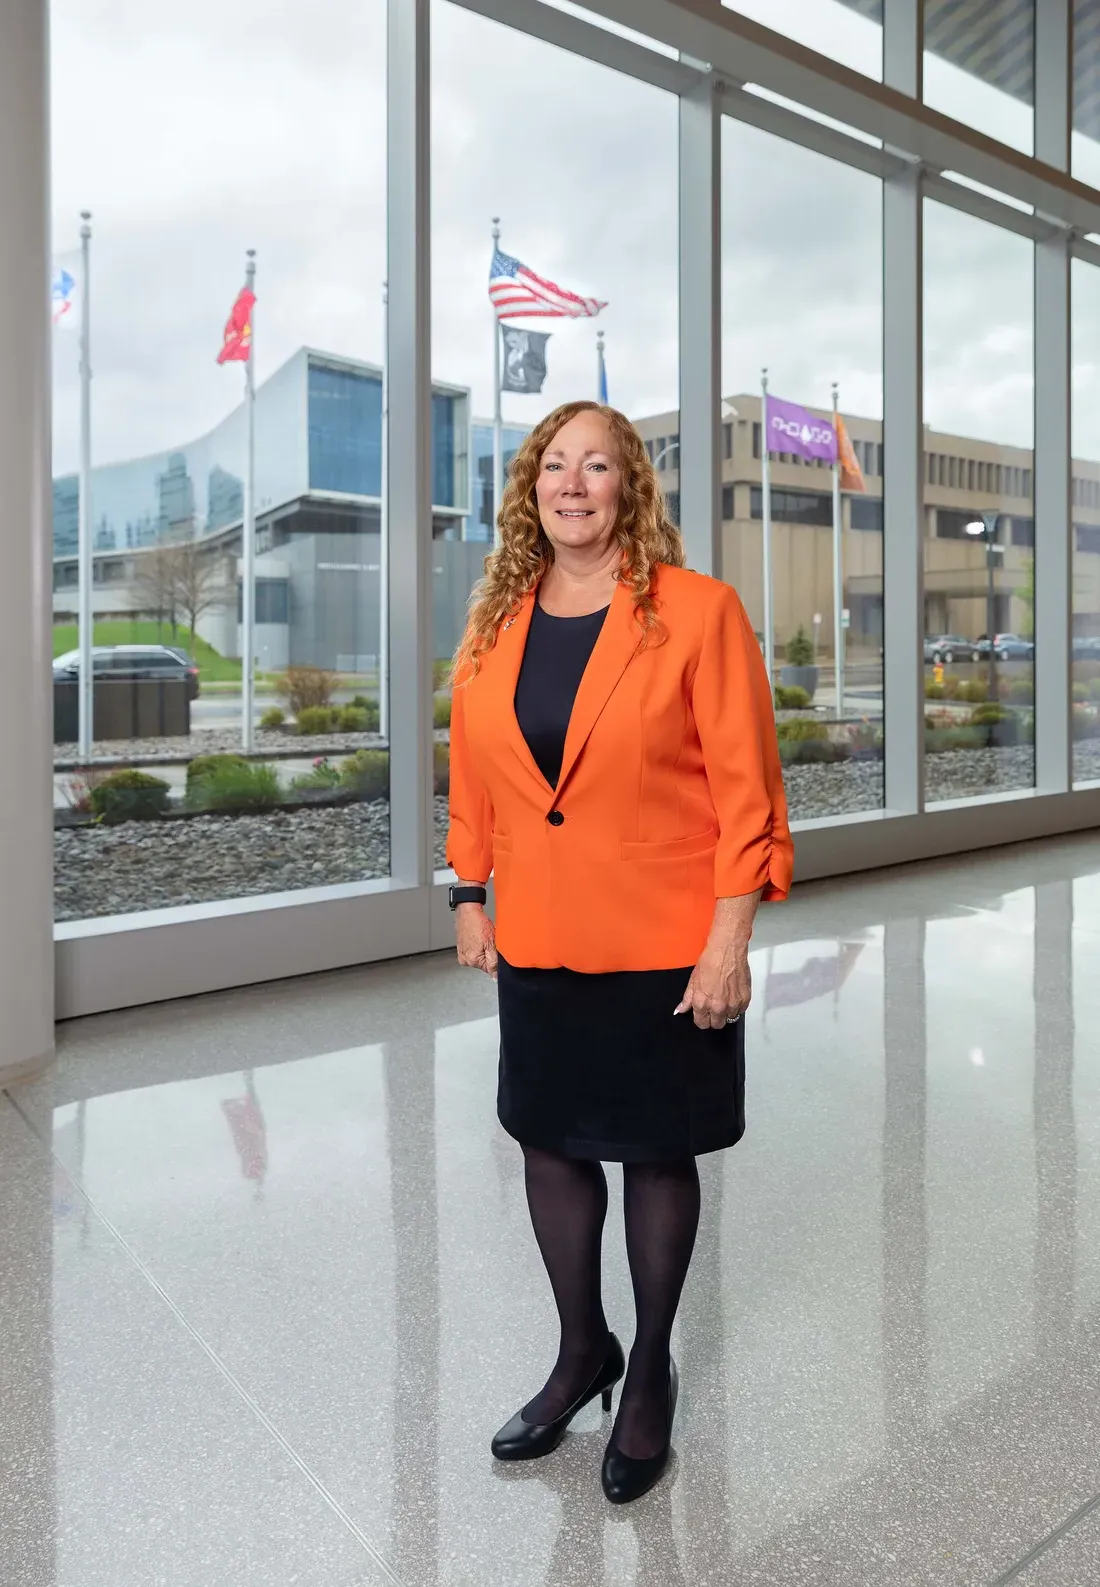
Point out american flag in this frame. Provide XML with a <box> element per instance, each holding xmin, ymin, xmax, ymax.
<box><xmin>489</xmin><ymin>246</ymin><xmax>606</xmax><ymax>321</ymax></box>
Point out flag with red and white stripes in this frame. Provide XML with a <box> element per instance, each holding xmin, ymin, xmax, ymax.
<box><xmin>489</xmin><ymin>246</ymin><xmax>605</xmax><ymax>320</ymax></box>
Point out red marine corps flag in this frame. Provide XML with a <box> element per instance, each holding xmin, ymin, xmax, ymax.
<box><xmin>217</xmin><ymin>285</ymin><xmax>255</xmax><ymax>364</ymax></box>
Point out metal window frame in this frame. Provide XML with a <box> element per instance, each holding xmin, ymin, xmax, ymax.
<box><xmin>48</xmin><ymin>0</ymin><xmax>1100</xmax><ymax>1018</ymax></box>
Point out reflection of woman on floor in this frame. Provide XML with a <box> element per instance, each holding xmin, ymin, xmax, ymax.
<box><xmin>447</xmin><ymin>401</ymin><xmax>793</xmax><ymax>1504</ymax></box>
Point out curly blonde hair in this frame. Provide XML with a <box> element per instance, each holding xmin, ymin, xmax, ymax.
<box><xmin>453</xmin><ymin>401</ymin><xmax>685</xmax><ymax>679</ymax></box>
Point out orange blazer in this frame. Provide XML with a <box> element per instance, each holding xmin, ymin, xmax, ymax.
<box><xmin>446</xmin><ymin>563</ymin><xmax>794</xmax><ymax>973</ymax></box>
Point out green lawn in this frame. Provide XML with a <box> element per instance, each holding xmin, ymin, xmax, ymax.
<box><xmin>52</xmin><ymin>622</ymin><xmax>243</xmax><ymax>683</ymax></box>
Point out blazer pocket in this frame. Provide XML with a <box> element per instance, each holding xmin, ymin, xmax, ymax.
<box><xmin>492</xmin><ymin>831</ymin><xmax>514</xmax><ymax>855</ymax></box>
<box><xmin>620</xmin><ymin>827</ymin><xmax>719</xmax><ymax>861</ymax></box>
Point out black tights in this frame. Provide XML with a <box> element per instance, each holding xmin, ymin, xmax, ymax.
<box><xmin>520</xmin><ymin>1146</ymin><xmax>701</xmax><ymax>1459</ymax></box>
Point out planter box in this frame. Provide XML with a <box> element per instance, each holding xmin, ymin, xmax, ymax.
<box><xmin>779</xmin><ymin>664</ymin><xmax>819</xmax><ymax>699</ymax></box>
<box><xmin>54</xmin><ymin>678</ymin><xmax>191</xmax><ymax>744</ymax></box>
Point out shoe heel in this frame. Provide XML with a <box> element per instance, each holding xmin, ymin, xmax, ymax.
<box><xmin>601</xmin><ymin>1386</ymin><xmax>613</xmax><ymax>1413</ymax></box>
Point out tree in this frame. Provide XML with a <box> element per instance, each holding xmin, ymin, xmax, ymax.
<box><xmin>169</xmin><ymin>530</ymin><xmax>235</xmax><ymax>643</ymax></box>
<box><xmin>131</xmin><ymin>542</ymin><xmax>183</xmax><ymax>639</ymax></box>
<box><xmin>130</xmin><ymin>528</ymin><xmax>234</xmax><ymax>644</ymax></box>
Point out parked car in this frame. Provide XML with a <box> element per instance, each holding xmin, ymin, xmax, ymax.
<box><xmin>53</xmin><ymin>644</ymin><xmax>201</xmax><ymax>699</ymax></box>
<box><xmin>971</xmin><ymin>634</ymin><xmax>1034</xmax><ymax>662</ymax></box>
<box><xmin>923</xmin><ymin>634</ymin><xmax>971</xmax><ymax>665</ymax></box>
<box><xmin>1072</xmin><ymin>636</ymin><xmax>1100</xmax><ymax>661</ymax></box>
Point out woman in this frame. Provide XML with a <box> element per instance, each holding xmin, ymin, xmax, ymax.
<box><xmin>446</xmin><ymin>401</ymin><xmax>793</xmax><ymax>1504</ymax></box>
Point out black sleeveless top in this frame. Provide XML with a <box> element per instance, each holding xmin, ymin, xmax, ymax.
<box><xmin>513</xmin><ymin>600</ymin><xmax>610</xmax><ymax>789</ymax></box>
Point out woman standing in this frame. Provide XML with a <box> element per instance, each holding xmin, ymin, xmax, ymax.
<box><xmin>446</xmin><ymin>401</ymin><xmax>793</xmax><ymax>1503</ymax></box>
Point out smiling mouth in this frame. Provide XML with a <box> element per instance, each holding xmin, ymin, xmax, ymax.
<box><xmin>557</xmin><ymin>509</ymin><xmax>594</xmax><ymax>518</ymax></box>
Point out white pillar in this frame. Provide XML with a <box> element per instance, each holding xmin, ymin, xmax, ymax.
<box><xmin>0</xmin><ymin>0</ymin><xmax>55</xmax><ymax>1081</ymax></box>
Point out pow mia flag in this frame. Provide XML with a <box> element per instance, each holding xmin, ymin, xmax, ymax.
<box><xmin>500</xmin><ymin>325</ymin><xmax>550</xmax><ymax>394</ymax></box>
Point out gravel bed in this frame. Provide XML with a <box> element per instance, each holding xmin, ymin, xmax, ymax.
<box><xmin>54</xmin><ymin>728</ymin><xmax>387</xmax><ymax>768</ymax></box>
<box><xmin>55</xmin><ymin>744</ymin><xmax>1089</xmax><ymax>924</ymax></box>
<box><xmin>55</xmin><ymin>797</ymin><xmax>451</xmax><ymax>922</ymax></box>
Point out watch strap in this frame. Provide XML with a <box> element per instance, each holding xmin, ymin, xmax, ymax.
<box><xmin>449</xmin><ymin>884</ymin><xmax>487</xmax><ymax>910</ymax></box>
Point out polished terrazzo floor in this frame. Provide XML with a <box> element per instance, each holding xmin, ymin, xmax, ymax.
<box><xmin>5</xmin><ymin>835</ymin><xmax>1100</xmax><ymax>1585</ymax></box>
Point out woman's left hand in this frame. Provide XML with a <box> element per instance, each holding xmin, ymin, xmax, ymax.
<box><xmin>674</xmin><ymin>940</ymin><xmax>752</xmax><ymax>1030</ymax></box>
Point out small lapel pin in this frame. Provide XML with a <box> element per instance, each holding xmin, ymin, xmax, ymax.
<box><xmin>503</xmin><ymin>616</ymin><xmax>516</xmax><ymax>630</ymax></box>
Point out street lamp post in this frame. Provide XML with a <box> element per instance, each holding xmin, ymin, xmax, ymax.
<box><xmin>966</xmin><ymin>511</ymin><xmax>1002</xmax><ymax>701</ymax></box>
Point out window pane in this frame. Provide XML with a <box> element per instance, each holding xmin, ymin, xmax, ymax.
<box><xmin>51</xmin><ymin>0</ymin><xmax>390</xmax><ymax>923</ymax></box>
<box><xmin>923</xmin><ymin>201</ymin><xmax>1035</xmax><ymax>804</ymax></box>
<box><xmin>431</xmin><ymin>1</ymin><xmax>679</xmax><ymax>871</ymax></box>
<box><xmin>1072</xmin><ymin>259</ymin><xmax>1100</xmax><ymax>784</ymax></box>
<box><xmin>1074</xmin><ymin>0</ymin><xmax>1100</xmax><ymax>187</ymax></box>
<box><xmin>923</xmin><ymin>0</ymin><xmax>1035</xmax><ymax>155</ymax></box>
<box><xmin>721</xmin><ymin>0</ymin><xmax>883</xmax><ymax>81</ymax></box>
<box><xmin>722</xmin><ymin>121</ymin><xmax>884</xmax><ymax>822</ymax></box>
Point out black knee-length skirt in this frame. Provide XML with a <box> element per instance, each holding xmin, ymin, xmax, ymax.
<box><xmin>496</xmin><ymin>954</ymin><xmax>746</xmax><ymax>1162</ymax></box>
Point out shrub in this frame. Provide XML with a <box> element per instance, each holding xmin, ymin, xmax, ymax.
<box><xmin>89</xmin><ymin>768</ymin><xmax>171</xmax><ymax>825</ymax></box>
<box><xmin>957</xmin><ymin>679</ymin><xmax>989</xmax><ymax>704</ymax></box>
<box><xmin>1074</xmin><ymin>704</ymin><xmax>1100</xmax><ymax>741</ymax></box>
<box><xmin>344</xmin><ymin>695</ymin><xmax>381</xmax><ymax>730</ymax></box>
<box><xmin>778</xmin><ymin>738</ymin><xmax>850</xmax><ymax>766</ymax></box>
<box><xmin>277</xmin><ymin>665</ymin><xmax>337</xmax><ymax>714</ymax></box>
<box><xmin>784</xmin><ymin>626</ymin><xmax>815</xmax><ymax>667</ymax></box>
<box><xmin>290</xmin><ymin>756</ymin><xmax>343</xmax><ymax>793</ymax></box>
<box><xmin>60</xmin><ymin>764</ymin><xmax>116</xmax><ymax>815</ymax></box>
<box><xmin>433</xmin><ymin>658</ymin><xmax>453</xmax><ymax>690</ymax></box>
<box><xmin>260</xmin><ymin>706</ymin><xmax>286</xmax><ymax>730</ymax></box>
<box><xmin>925</xmin><ymin>725</ymin><xmax>986</xmax><ymax>754</ymax></box>
<box><xmin>942</xmin><ymin>674</ymin><xmax>964</xmax><ymax>700</ymax></box>
<box><xmin>774</xmin><ymin>684</ymin><xmax>811</xmax><ymax>710</ymax></box>
<box><xmin>848</xmin><ymin>723</ymin><xmax>883</xmax><ymax>755</ymax></box>
<box><xmin>1073</xmin><ymin>660</ymin><xmax>1100</xmax><ymax>683</ymax></box>
<box><xmin>970</xmin><ymin>704</ymin><xmax>1011</xmax><ymax>726</ymax></box>
<box><xmin>1073</xmin><ymin>682</ymin><xmax>1090</xmax><ymax>704</ymax></box>
<box><xmin>1008</xmin><ymin>680</ymin><xmax>1034</xmax><ymax>705</ymax></box>
<box><xmin>924</xmin><ymin>681</ymin><xmax>945</xmax><ymax>700</ymax></box>
<box><xmin>776</xmin><ymin>718</ymin><xmax>829</xmax><ymax>743</ymax></box>
<box><xmin>297</xmin><ymin>705</ymin><xmax>337</xmax><ymax>736</ymax></box>
<box><xmin>351</xmin><ymin>694</ymin><xmax>371</xmax><ymax>709</ymax></box>
<box><xmin>340</xmin><ymin>748</ymin><xmax>390</xmax><ymax>801</ymax></box>
<box><xmin>433</xmin><ymin>741</ymin><xmax>450</xmax><ymax>795</ymax></box>
<box><xmin>433</xmin><ymin>694</ymin><xmax>452</xmax><ymax>730</ymax></box>
<box><xmin>188</xmin><ymin>760</ymin><xmax>282</xmax><ymax>812</ymax></box>
<box><xmin>338</xmin><ymin>706</ymin><xmax>370</xmax><ymax>732</ymax></box>
<box><xmin>187</xmin><ymin>753</ymin><xmax>248</xmax><ymax>789</ymax></box>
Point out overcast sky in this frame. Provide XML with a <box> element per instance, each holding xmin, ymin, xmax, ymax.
<box><xmin>50</xmin><ymin>0</ymin><xmax>1100</xmax><ymax>477</ymax></box>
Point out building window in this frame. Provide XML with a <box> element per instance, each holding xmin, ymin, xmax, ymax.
<box><xmin>665</xmin><ymin>489</ymin><xmax>679</xmax><ymax>524</ymax></box>
<box><xmin>655</xmin><ymin>436</ymin><xmax>667</xmax><ymax>469</ymax></box>
<box><xmin>1010</xmin><ymin>517</ymin><xmax>1035</xmax><ymax>547</ymax></box>
<box><xmin>753</xmin><ymin>422</ymin><xmax>761</xmax><ymax>461</ymax></box>
<box><xmin>850</xmin><ymin>497</ymin><xmax>883</xmax><ymax>531</ymax></box>
<box><xmin>723</xmin><ymin>423</ymin><xmax>732</xmax><ymax>461</ymax></box>
<box><xmin>749</xmin><ymin>487</ymin><xmax>832</xmax><ymax>526</ymax></box>
<box><xmin>721</xmin><ymin>483</ymin><xmax>734</xmax><ymax>520</ymax></box>
<box><xmin>1077</xmin><ymin>524</ymin><xmax>1100</xmax><ymax>555</ymax></box>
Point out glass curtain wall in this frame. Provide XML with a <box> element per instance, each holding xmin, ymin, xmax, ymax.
<box><xmin>50</xmin><ymin>0</ymin><xmax>391</xmax><ymax>922</ymax></box>
<box><xmin>429</xmin><ymin>0</ymin><xmax>679</xmax><ymax>867</ymax></box>
<box><xmin>1071</xmin><ymin>258</ymin><xmax>1100</xmax><ymax>784</ymax></box>
<box><xmin>922</xmin><ymin>200</ymin><xmax>1035</xmax><ymax>805</ymax></box>
<box><xmin>923</xmin><ymin>0</ymin><xmax>1035</xmax><ymax>156</ymax></box>
<box><xmin>720</xmin><ymin>0</ymin><xmax>883</xmax><ymax>79</ymax></box>
<box><xmin>721</xmin><ymin>120</ymin><xmax>884</xmax><ymax>823</ymax></box>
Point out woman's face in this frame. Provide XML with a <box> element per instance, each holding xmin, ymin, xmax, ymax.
<box><xmin>535</xmin><ymin>410</ymin><xmax>622</xmax><ymax>556</ymax></box>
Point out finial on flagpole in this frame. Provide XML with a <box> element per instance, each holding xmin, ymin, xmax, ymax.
<box><xmin>80</xmin><ymin>210</ymin><xmax>92</xmax><ymax>240</ymax></box>
<box><xmin>492</xmin><ymin>216</ymin><xmax>501</xmax><ymax>245</ymax></box>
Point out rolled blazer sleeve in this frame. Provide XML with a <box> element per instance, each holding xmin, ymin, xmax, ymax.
<box><xmin>445</xmin><ymin>668</ymin><xmax>493</xmax><ymax>884</ymax></box>
<box><xmin>691</xmin><ymin>584</ymin><xmax>794</xmax><ymax>902</ymax></box>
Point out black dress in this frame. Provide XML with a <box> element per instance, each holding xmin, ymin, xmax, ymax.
<box><xmin>496</xmin><ymin>599</ymin><xmax>746</xmax><ymax>1164</ymax></box>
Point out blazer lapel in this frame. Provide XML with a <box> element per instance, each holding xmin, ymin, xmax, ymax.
<box><xmin>555</xmin><ymin>578</ymin><xmax>644</xmax><ymax>797</ymax></box>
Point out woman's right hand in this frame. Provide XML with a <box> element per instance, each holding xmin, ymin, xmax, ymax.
<box><xmin>455</xmin><ymin>904</ymin><xmax>498</xmax><ymax>980</ymax></box>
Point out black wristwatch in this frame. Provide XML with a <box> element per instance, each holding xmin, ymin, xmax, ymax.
<box><xmin>448</xmin><ymin>884</ymin><xmax>487</xmax><ymax>910</ymax></box>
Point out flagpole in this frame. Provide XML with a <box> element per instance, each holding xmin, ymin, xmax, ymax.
<box><xmin>379</xmin><ymin>280</ymin><xmax>389</xmax><ymax>742</ymax></box>
<box><xmin>77</xmin><ymin>211</ymin><xmax>94</xmax><ymax>761</ymax></box>
<box><xmin>760</xmin><ymin>368</ymin><xmax>775</xmax><ymax>690</ymax></box>
<box><xmin>241</xmin><ymin>248</ymin><xmax>257</xmax><ymax>755</ymax></box>
<box><xmin>831</xmin><ymin>381</ymin><xmax>844</xmax><ymax>723</ymax></box>
<box><xmin>597</xmin><ymin>329</ymin><xmax>606</xmax><ymax>404</ymax></box>
<box><xmin>491</xmin><ymin>217</ymin><xmax>503</xmax><ymax>543</ymax></box>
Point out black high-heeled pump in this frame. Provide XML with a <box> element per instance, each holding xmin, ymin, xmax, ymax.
<box><xmin>491</xmin><ymin>1334</ymin><xmax>625</xmax><ymax>1461</ymax></box>
<box><xmin>600</xmin><ymin>1357</ymin><xmax>678</xmax><ymax>1504</ymax></box>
